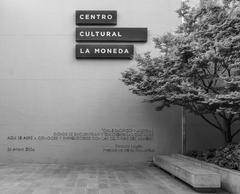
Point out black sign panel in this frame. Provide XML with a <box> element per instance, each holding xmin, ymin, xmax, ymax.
<box><xmin>76</xmin><ymin>28</ymin><xmax>147</xmax><ymax>42</ymax></box>
<box><xmin>76</xmin><ymin>10</ymin><xmax>117</xmax><ymax>25</ymax></box>
<box><xmin>76</xmin><ymin>44</ymin><xmax>134</xmax><ymax>59</ymax></box>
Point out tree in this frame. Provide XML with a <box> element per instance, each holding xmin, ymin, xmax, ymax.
<box><xmin>121</xmin><ymin>0</ymin><xmax>240</xmax><ymax>143</ymax></box>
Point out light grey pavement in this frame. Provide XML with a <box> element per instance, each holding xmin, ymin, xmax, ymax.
<box><xmin>0</xmin><ymin>163</ymin><xmax>226</xmax><ymax>194</ymax></box>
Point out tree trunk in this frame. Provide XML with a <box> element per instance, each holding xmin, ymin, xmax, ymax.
<box><xmin>224</xmin><ymin>119</ymin><xmax>232</xmax><ymax>143</ymax></box>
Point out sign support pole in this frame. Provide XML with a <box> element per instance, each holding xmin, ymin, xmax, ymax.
<box><xmin>181</xmin><ymin>107</ymin><xmax>187</xmax><ymax>154</ymax></box>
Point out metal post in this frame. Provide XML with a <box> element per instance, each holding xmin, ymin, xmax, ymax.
<box><xmin>181</xmin><ymin>107</ymin><xmax>187</xmax><ymax>154</ymax></box>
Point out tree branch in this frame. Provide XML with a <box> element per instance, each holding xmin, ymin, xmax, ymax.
<box><xmin>212</xmin><ymin>113</ymin><xmax>223</xmax><ymax>129</ymax></box>
<box><xmin>219</xmin><ymin>113</ymin><xmax>227</xmax><ymax>120</ymax></box>
<box><xmin>197</xmin><ymin>75</ymin><xmax>219</xmax><ymax>94</ymax></box>
<box><xmin>200</xmin><ymin>114</ymin><xmax>224</xmax><ymax>133</ymax></box>
<box><xmin>232</xmin><ymin>115</ymin><xmax>240</xmax><ymax>123</ymax></box>
<box><xmin>232</xmin><ymin>129</ymin><xmax>240</xmax><ymax>138</ymax></box>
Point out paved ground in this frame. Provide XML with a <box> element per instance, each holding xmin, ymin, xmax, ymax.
<box><xmin>0</xmin><ymin>163</ymin><xmax>221</xmax><ymax>194</ymax></box>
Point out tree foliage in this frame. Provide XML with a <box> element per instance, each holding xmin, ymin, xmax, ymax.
<box><xmin>121</xmin><ymin>0</ymin><xmax>240</xmax><ymax>143</ymax></box>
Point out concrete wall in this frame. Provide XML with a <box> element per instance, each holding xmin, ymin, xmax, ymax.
<box><xmin>0</xmin><ymin>0</ymin><xmax>183</xmax><ymax>164</ymax></box>
<box><xmin>0</xmin><ymin>0</ymin><xmax>234</xmax><ymax>164</ymax></box>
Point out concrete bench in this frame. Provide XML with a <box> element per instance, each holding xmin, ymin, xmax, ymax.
<box><xmin>153</xmin><ymin>155</ymin><xmax>222</xmax><ymax>191</ymax></box>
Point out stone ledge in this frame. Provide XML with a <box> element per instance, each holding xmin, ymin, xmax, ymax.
<box><xmin>153</xmin><ymin>155</ymin><xmax>221</xmax><ymax>190</ymax></box>
<box><xmin>174</xmin><ymin>154</ymin><xmax>240</xmax><ymax>194</ymax></box>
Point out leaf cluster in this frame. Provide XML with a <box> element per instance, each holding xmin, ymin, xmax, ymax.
<box><xmin>121</xmin><ymin>0</ymin><xmax>240</xmax><ymax>116</ymax></box>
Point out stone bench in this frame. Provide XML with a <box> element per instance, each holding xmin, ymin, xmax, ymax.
<box><xmin>153</xmin><ymin>155</ymin><xmax>222</xmax><ymax>191</ymax></box>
